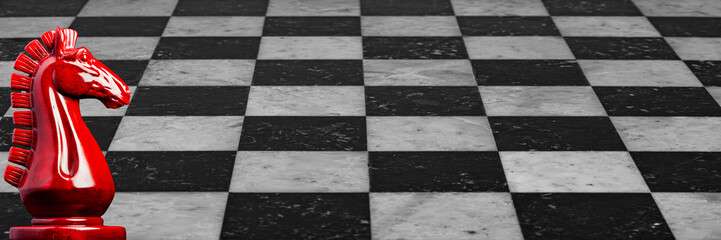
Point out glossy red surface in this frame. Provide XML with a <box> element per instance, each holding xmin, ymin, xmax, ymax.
<box><xmin>3</xmin><ymin>28</ymin><xmax>129</xmax><ymax>240</ymax></box>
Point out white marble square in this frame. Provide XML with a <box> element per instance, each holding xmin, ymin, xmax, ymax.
<box><xmin>163</xmin><ymin>17</ymin><xmax>264</xmax><ymax>37</ymax></box>
<box><xmin>0</xmin><ymin>17</ymin><xmax>75</xmax><ymax>38</ymax></box>
<box><xmin>363</xmin><ymin>60</ymin><xmax>476</xmax><ymax>86</ymax></box>
<box><xmin>632</xmin><ymin>0</ymin><xmax>721</xmax><ymax>16</ymax></box>
<box><xmin>370</xmin><ymin>192</ymin><xmax>523</xmax><ymax>240</ymax></box>
<box><xmin>0</xmin><ymin>61</ymin><xmax>14</xmax><ymax>87</ymax></box>
<box><xmin>367</xmin><ymin>116</ymin><xmax>496</xmax><ymax>151</ymax></box>
<box><xmin>579</xmin><ymin>60</ymin><xmax>702</xmax><ymax>86</ymax></box>
<box><xmin>104</xmin><ymin>192</ymin><xmax>227</xmax><ymax>240</ymax></box>
<box><xmin>108</xmin><ymin>116</ymin><xmax>243</xmax><ymax>151</ymax></box>
<box><xmin>653</xmin><ymin>193</ymin><xmax>721</xmax><ymax>240</ymax></box>
<box><xmin>480</xmin><ymin>86</ymin><xmax>607</xmax><ymax>116</ymax></box>
<box><xmin>501</xmin><ymin>151</ymin><xmax>650</xmax><ymax>192</ymax></box>
<box><xmin>464</xmin><ymin>37</ymin><xmax>574</xmax><ymax>59</ymax></box>
<box><xmin>258</xmin><ymin>37</ymin><xmax>363</xmax><ymax>59</ymax></box>
<box><xmin>79</xmin><ymin>0</ymin><xmax>179</xmax><ymax>16</ymax></box>
<box><xmin>267</xmin><ymin>0</ymin><xmax>359</xmax><ymax>16</ymax></box>
<box><xmin>553</xmin><ymin>17</ymin><xmax>660</xmax><ymax>37</ymax></box>
<box><xmin>76</xmin><ymin>37</ymin><xmax>160</xmax><ymax>60</ymax></box>
<box><xmin>230</xmin><ymin>151</ymin><xmax>369</xmax><ymax>192</ymax></box>
<box><xmin>666</xmin><ymin>37</ymin><xmax>721</xmax><ymax>60</ymax></box>
<box><xmin>0</xmin><ymin>152</ymin><xmax>19</xmax><ymax>193</ymax></box>
<box><xmin>139</xmin><ymin>60</ymin><xmax>254</xmax><ymax>86</ymax></box>
<box><xmin>245</xmin><ymin>86</ymin><xmax>365</xmax><ymax>116</ymax></box>
<box><xmin>451</xmin><ymin>0</ymin><xmax>548</xmax><ymax>16</ymax></box>
<box><xmin>708</xmin><ymin>87</ymin><xmax>721</xmax><ymax>106</ymax></box>
<box><xmin>361</xmin><ymin>17</ymin><xmax>461</xmax><ymax>36</ymax></box>
<box><xmin>612</xmin><ymin>117</ymin><xmax>721</xmax><ymax>151</ymax></box>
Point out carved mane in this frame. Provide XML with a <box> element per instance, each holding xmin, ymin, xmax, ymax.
<box><xmin>3</xmin><ymin>28</ymin><xmax>78</xmax><ymax>187</ymax></box>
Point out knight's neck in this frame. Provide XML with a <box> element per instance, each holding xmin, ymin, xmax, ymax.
<box><xmin>29</xmin><ymin>63</ymin><xmax>93</xmax><ymax>177</ymax></box>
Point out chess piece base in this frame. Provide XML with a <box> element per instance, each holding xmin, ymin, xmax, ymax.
<box><xmin>10</xmin><ymin>225</ymin><xmax>126</xmax><ymax>240</ymax></box>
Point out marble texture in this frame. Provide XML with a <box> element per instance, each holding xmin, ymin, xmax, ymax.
<box><xmin>367</xmin><ymin>116</ymin><xmax>496</xmax><ymax>151</ymax></box>
<box><xmin>579</xmin><ymin>60</ymin><xmax>703</xmax><ymax>86</ymax></box>
<box><xmin>230</xmin><ymin>151</ymin><xmax>369</xmax><ymax>192</ymax></box>
<box><xmin>152</xmin><ymin>37</ymin><xmax>260</xmax><ymax>59</ymax></box>
<box><xmin>501</xmin><ymin>151</ymin><xmax>649</xmax><ymax>192</ymax></box>
<box><xmin>78</xmin><ymin>0</ymin><xmax>179</xmax><ymax>16</ymax></box>
<box><xmin>491</xmin><ymin>117</ymin><xmax>627</xmax><ymax>151</ymax></box>
<box><xmin>75</xmin><ymin>37</ymin><xmax>160</xmax><ymax>60</ymax></box>
<box><xmin>365</xmin><ymin>86</ymin><xmax>485</xmax><ymax>116</ymax></box>
<box><xmin>238</xmin><ymin>116</ymin><xmax>366</xmax><ymax>151</ymax></box>
<box><xmin>653</xmin><ymin>193</ymin><xmax>721</xmax><ymax>240</ymax></box>
<box><xmin>363</xmin><ymin>37</ymin><xmax>468</xmax><ymax>59</ymax></box>
<box><xmin>253</xmin><ymin>60</ymin><xmax>364</xmax><ymax>86</ymax></box>
<box><xmin>163</xmin><ymin>17</ymin><xmax>264</xmax><ymax>36</ymax></box>
<box><xmin>0</xmin><ymin>152</ymin><xmax>18</xmax><ymax>193</ymax></box>
<box><xmin>708</xmin><ymin>87</ymin><xmax>721</xmax><ymax>105</ymax></box>
<box><xmin>361</xmin><ymin>17</ymin><xmax>461</xmax><ymax>36</ymax></box>
<box><xmin>593</xmin><ymin>87</ymin><xmax>721</xmax><ymax>116</ymax></box>
<box><xmin>363</xmin><ymin>60</ymin><xmax>476</xmax><ymax>86</ymax></box>
<box><xmin>104</xmin><ymin>192</ymin><xmax>227</xmax><ymax>240</ymax></box>
<box><xmin>612</xmin><ymin>116</ymin><xmax>721</xmax><ymax>151</ymax></box>
<box><xmin>472</xmin><ymin>60</ymin><xmax>590</xmax><ymax>86</ymax></box>
<box><xmin>140</xmin><ymin>60</ymin><xmax>254</xmax><ymax>86</ymax></box>
<box><xmin>109</xmin><ymin>116</ymin><xmax>244</xmax><ymax>151</ymax></box>
<box><xmin>258</xmin><ymin>37</ymin><xmax>362</xmax><ymax>59</ymax></box>
<box><xmin>479</xmin><ymin>86</ymin><xmax>607</xmax><ymax>116</ymax></box>
<box><xmin>0</xmin><ymin>17</ymin><xmax>74</xmax><ymax>38</ymax></box>
<box><xmin>566</xmin><ymin>37</ymin><xmax>679</xmax><ymax>60</ymax></box>
<box><xmin>370</xmin><ymin>192</ymin><xmax>523</xmax><ymax>240</ymax></box>
<box><xmin>266</xmin><ymin>0</ymin><xmax>360</xmax><ymax>16</ymax></box>
<box><xmin>127</xmin><ymin>86</ymin><xmax>249</xmax><ymax>116</ymax></box>
<box><xmin>553</xmin><ymin>16</ymin><xmax>660</xmax><ymax>37</ymax></box>
<box><xmin>632</xmin><ymin>0</ymin><xmax>721</xmax><ymax>16</ymax></box>
<box><xmin>245</xmin><ymin>86</ymin><xmax>365</xmax><ymax>116</ymax></box>
<box><xmin>464</xmin><ymin>36</ymin><xmax>574</xmax><ymax>59</ymax></box>
<box><xmin>666</xmin><ymin>37</ymin><xmax>721</xmax><ymax>60</ymax></box>
<box><xmin>632</xmin><ymin>152</ymin><xmax>721</xmax><ymax>192</ymax></box>
<box><xmin>0</xmin><ymin>61</ymin><xmax>14</xmax><ymax>87</ymax></box>
<box><xmin>451</xmin><ymin>0</ymin><xmax>549</xmax><ymax>16</ymax></box>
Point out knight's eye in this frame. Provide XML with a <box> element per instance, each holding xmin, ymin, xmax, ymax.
<box><xmin>78</xmin><ymin>54</ymin><xmax>88</xmax><ymax>62</ymax></box>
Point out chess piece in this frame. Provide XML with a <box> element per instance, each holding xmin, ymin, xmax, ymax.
<box><xmin>3</xmin><ymin>27</ymin><xmax>129</xmax><ymax>240</ymax></box>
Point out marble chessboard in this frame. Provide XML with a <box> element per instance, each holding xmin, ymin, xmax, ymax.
<box><xmin>1</xmin><ymin>0</ymin><xmax>721</xmax><ymax>239</ymax></box>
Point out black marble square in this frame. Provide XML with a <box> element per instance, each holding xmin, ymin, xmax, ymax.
<box><xmin>513</xmin><ymin>193</ymin><xmax>674</xmax><ymax>239</ymax></box>
<box><xmin>127</xmin><ymin>86</ymin><xmax>249</xmax><ymax>116</ymax></box>
<box><xmin>82</xmin><ymin>117</ymin><xmax>122</xmax><ymax>151</ymax></box>
<box><xmin>0</xmin><ymin>38</ymin><xmax>34</xmax><ymax>61</ymax></box>
<box><xmin>565</xmin><ymin>37</ymin><xmax>679</xmax><ymax>60</ymax></box>
<box><xmin>648</xmin><ymin>17</ymin><xmax>721</xmax><ymax>37</ymax></box>
<box><xmin>152</xmin><ymin>37</ymin><xmax>261</xmax><ymax>59</ymax></box>
<box><xmin>0</xmin><ymin>117</ymin><xmax>17</xmax><ymax>151</ymax></box>
<box><xmin>263</xmin><ymin>17</ymin><xmax>361</xmax><ymax>36</ymax></box>
<box><xmin>100</xmin><ymin>60</ymin><xmax>149</xmax><ymax>86</ymax></box>
<box><xmin>0</xmin><ymin>88</ymin><xmax>13</xmax><ymax>116</ymax></box>
<box><xmin>365</xmin><ymin>86</ymin><xmax>485</xmax><ymax>116</ymax></box>
<box><xmin>221</xmin><ymin>193</ymin><xmax>371</xmax><ymax>240</ymax></box>
<box><xmin>363</xmin><ymin>37</ymin><xmax>468</xmax><ymax>59</ymax></box>
<box><xmin>173</xmin><ymin>0</ymin><xmax>268</xmax><ymax>16</ymax></box>
<box><xmin>489</xmin><ymin>117</ymin><xmax>627</xmax><ymax>151</ymax></box>
<box><xmin>632</xmin><ymin>152</ymin><xmax>721</xmax><ymax>192</ymax></box>
<box><xmin>252</xmin><ymin>60</ymin><xmax>364</xmax><ymax>86</ymax></box>
<box><xmin>594</xmin><ymin>87</ymin><xmax>721</xmax><ymax>116</ymax></box>
<box><xmin>70</xmin><ymin>17</ymin><xmax>169</xmax><ymax>36</ymax></box>
<box><xmin>369</xmin><ymin>151</ymin><xmax>508</xmax><ymax>192</ymax></box>
<box><xmin>239</xmin><ymin>116</ymin><xmax>366</xmax><ymax>151</ymax></box>
<box><xmin>0</xmin><ymin>0</ymin><xmax>87</xmax><ymax>16</ymax></box>
<box><xmin>471</xmin><ymin>60</ymin><xmax>589</xmax><ymax>86</ymax></box>
<box><xmin>361</xmin><ymin>0</ymin><xmax>453</xmax><ymax>16</ymax></box>
<box><xmin>0</xmin><ymin>193</ymin><xmax>32</xmax><ymax>239</ymax></box>
<box><xmin>457</xmin><ymin>17</ymin><xmax>560</xmax><ymax>36</ymax></box>
<box><xmin>541</xmin><ymin>0</ymin><xmax>642</xmax><ymax>16</ymax></box>
<box><xmin>685</xmin><ymin>61</ymin><xmax>721</xmax><ymax>86</ymax></box>
<box><xmin>107</xmin><ymin>151</ymin><xmax>236</xmax><ymax>191</ymax></box>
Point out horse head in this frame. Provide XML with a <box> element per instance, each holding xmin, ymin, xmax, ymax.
<box><xmin>48</xmin><ymin>27</ymin><xmax>130</xmax><ymax>109</ymax></box>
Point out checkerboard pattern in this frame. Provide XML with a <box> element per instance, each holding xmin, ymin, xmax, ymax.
<box><xmin>1</xmin><ymin>0</ymin><xmax>721</xmax><ymax>239</ymax></box>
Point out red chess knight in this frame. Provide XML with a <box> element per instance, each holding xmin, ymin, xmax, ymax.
<box><xmin>3</xmin><ymin>27</ymin><xmax>129</xmax><ymax>240</ymax></box>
